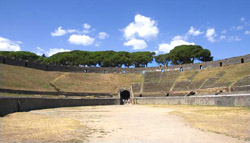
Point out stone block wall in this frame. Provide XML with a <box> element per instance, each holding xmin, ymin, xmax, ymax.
<box><xmin>0</xmin><ymin>97</ymin><xmax>120</xmax><ymax>117</ymax></box>
<box><xmin>134</xmin><ymin>94</ymin><xmax>250</xmax><ymax>107</ymax></box>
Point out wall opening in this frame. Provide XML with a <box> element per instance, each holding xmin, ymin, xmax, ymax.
<box><xmin>241</xmin><ymin>58</ymin><xmax>244</xmax><ymax>63</ymax></box>
<box><xmin>220</xmin><ymin>62</ymin><xmax>222</xmax><ymax>67</ymax></box>
<box><xmin>3</xmin><ymin>58</ymin><xmax>5</xmax><ymax>64</ymax></box>
<box><xmin>200</xmin><ymin>65</ymin><xmax>203</xmax><ymax>70</ymax></box>
<box><xmin>25</xmin><ymin>62</ymin><xmax>28</xmax><ymax>67</ymax></box>
<box><xmin>180</xmin><ymin>67</ymin><xmax>183</xmax><ymax>72</ymax></box>
<box><xmin>120</xmin><ymin>90</ymin><xmax>130</xmax><ymax>105</ymax></box>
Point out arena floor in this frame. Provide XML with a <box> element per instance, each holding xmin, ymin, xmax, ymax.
<box><xmin>0</xmin><ymin>105</ymin><xmax>249</xmax><ymax>143</ymax></box>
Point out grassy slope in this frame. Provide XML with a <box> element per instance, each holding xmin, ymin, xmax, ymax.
<box><xmin>1</xmin><ymin>62</ymin><xmax>250</xmax><ymax>93</ymax></box>
<box><xmin>0</xmin><ymin>64</ymin><xmax>142</xmax><ymax>93</ymax></box>
<box><xmin>176</xmin><ymin>62</ymin><xmax>250</xmax><ymax>87</ymax></box>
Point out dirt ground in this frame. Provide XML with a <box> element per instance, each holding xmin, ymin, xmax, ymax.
<box><xmin>0</xmin><ymin>105</ymin><xmax>249</xmax><ymax>143</ymax></box>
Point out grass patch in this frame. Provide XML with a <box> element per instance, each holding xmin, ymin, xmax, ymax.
<box><xmin>154</xmin><ymin>105</ymin><xmax>250</xmax><ymax>140</ymax></box>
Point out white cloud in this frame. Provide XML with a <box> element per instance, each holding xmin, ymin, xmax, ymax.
<box><xmin>187</xmin><ymin>26</ymin><xmax>203</xmax><ymax>36</ymax></box>
<box><xmin>0</xmin><ymin>36</ymin><xmax>21</xmax><ymax>51</ymax></box>
<box><xmin>51</xmin><ymin>26</ymin><xmax>76</xmax><ymax>37</ymax></box>
<box><xmin>123</xmin><ymin>38</ymin><xmax>147</xmax><ymax>50</ymax></box>
<box><xmin>68</xmin><ymin>34</ymin><xmax>95</xmax><ymax>46</ymax></box>
<box><xmin>35</xmin><ymin>47</ymin><xmax>70</xmax><ymax>57</ymax></box>
<box><xmin>158</xmin><ymin>39</ymin><xmax>195</xmax><ymax>53</ymax></box>
<box><xmin>123</xmin><ymin>14</ymin><xmax>159</xmax><ymax>40</ymax></box>
<box><xmin>98</xmin><ymin>32</ymin><xmax>109</xmax><ymax>39</ymax></box>
<box><xmin>173</xmin><ymin>35</ymin><xmax>188</xmax><ymax>41</ymax></box>
<box><xmin>36</xmin><ymin>47</ymin><xmax>45</xmax><ymax>56</ymax></box>
<box><xmin>244</xmin><ymin>30</ymin><xmax>250</xmax><ymax>35</ymax></box>
<box><xmin>48</xmin><ymin>48</ymin><xmax>70</xmax><ymax>57</ymax></box>
<box><xmin>240</xmin><ymin>17</ymin><xmax>245</xmax><ymax>22</ymax></box>
<box><xmin>83</xmin><ymin>23</ymin><xmax>91</xmax><ymax>30</ymax></box>
<box><xmin>94</xmin><ymin>42</ymin><xmax>100</xmax><ymax>47</ymax></box>
<box><xmin>206</xmin><ymin>28</ymin><xmax>217</xmax><ymax>43</ymax></box>
<box><xmin>228</xmin><ymin>36</ymin><xmax>241</xmax><ymax>42</ymax></box>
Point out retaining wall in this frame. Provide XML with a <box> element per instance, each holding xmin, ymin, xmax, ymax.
<box><xmin>0</xmin><ymin>97</ymin><xmax>120</xmax><ymax>117</ymax></box>
<box><xmin>0</xmin><ymin>88</ymin><xmax>115</xmax><ymax>97</ymax></box>
<box><xmin>133</xmin><ymin>94</ymin><xmax>250</xmax><ymax>107</ymax></box>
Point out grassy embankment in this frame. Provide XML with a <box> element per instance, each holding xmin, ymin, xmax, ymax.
<box><xmin>176</xmin><ymin>61</ymin><xmax>250</xmax><ymax>87</ymax></box>
<box><xmin>0</xmin><ymin>63</ymin><xmax>142</xmax><ymax>93</ymax></box>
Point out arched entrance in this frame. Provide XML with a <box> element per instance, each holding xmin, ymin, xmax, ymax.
<box><xmin>120</xmin><ymin>90</ymin><xmax>130</xmax><ymax>105</ymax></box>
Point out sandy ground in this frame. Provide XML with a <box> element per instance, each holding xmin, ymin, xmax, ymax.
<box><xmin>0</xmin><ymin>105</ymin><xmax>249</xmax><ymax>143</ymax></box>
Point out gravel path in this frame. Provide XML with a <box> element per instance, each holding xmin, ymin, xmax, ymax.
<box><xmin>1</xmin><ymin>105</ymin><xmax>248</xmax><ymax>143</ymax></box>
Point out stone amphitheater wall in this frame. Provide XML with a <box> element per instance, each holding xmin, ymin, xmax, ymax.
<box><xmin>0</xmin><ymin>54</ymin><xmax>250</xmax><ymax>73</ymax></box>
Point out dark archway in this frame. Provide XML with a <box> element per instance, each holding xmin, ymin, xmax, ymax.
<box><xmin>241</xmin><ymin>58</ymin><xmax>244</xmax><ymax>63</ymax></box>
<box><xmin>120</xmin><ymin>90</ymin><xmax>130</xmax><ymax>105</ymax></box>
<box><xmin>200</xmin><ymin>65</ymin><xmax>203</xmax><ymax>70</ymax></box>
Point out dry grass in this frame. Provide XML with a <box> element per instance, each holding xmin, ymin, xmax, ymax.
<box><xmin>53</xmin><ymin>72</ymin><xmax>142</xmax><ymax>93</ymax></box>
<box><xmin>175</xmin><ymin>62</ymin><xmax>250</xmax><ymax>87</ymax></box>
<box><xmin>0</xmin><ymin>64</ymin><xmax>141</xmax><ymax>93</ymax></box>
<box><xmin>1</xmin><ymin>64</ymin><xmax>63</xmax><ymax>91</ymax></box>
<box><xmin>155</xmin><ymin>105</ymin><xmax>250</xmax><ymax>140</ymax></box>
<box><xmin>1</xmin><ymin>112</ymin><xmax>87</xmax><ymax>142</ymax></box>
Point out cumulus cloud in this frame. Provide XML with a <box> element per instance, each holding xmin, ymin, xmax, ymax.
<box><xmin>51</xmin><ymin>26</ymin><xmax>76</xmax><ymax>36</ymax></box>
<box><xmin>123</xmin><ymin>38</ymin><xmax>147</xmax><ymax>50</ymax></box>
<box><xmin>158</xmin><ymin>39</ymin><xmax>195</xmax><ymax>53</ymax></box>
<box><xmin>0</xmin><ymin>36</ymin><xmax>21</xmax><ymax>51</ymax></box>
<box><xmin>123</xmin><ymin>14</ymin><xmax>159</xmax><ymax>40</ymax></box>
<box><xmin>245</xmin><ymin>30</ymin><xmax>250</xmax><ymax>35</ymax></box>
<box><xmin>187</xmin><ymin>26</ymin><xmax>203</xmax><ymax>36</ymax></box>
<box><xmin>98</xmin><ymin>32</ymin><xmax>109</xmax><ymax>39</ymax></box>
<box><xmin>83</xmin><ymin>23</ymin><xmax>91</xmax><ymax>30</ymax></box>
<box><xmin>206</xmin><ymin>28</ymin><xmax>217</xmax><ymax>43</ymax></box>
<box><xmin>48</xmin><ymin>48</ymin><xmax>70</xmax><ymax>57</ymax></box>
<box><xmin>68</xmin><ymin>34</ymin><xmax>95</xmax><ymax>46</ymax></box>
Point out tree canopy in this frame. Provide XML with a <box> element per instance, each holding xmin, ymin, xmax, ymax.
<box><xmin>0</xmin><ymin>45</ymin><xmax>213</xmax><ymax>67</ymax></box>
<box><xmin>0</xmin><ymin>51</ymin><xmax>39</xmax><ymax>61</ymax></box>
<box><xmin>155</xmin><ymin>45</ymin><xmax>213</xmax><ymax>65</ymax></box>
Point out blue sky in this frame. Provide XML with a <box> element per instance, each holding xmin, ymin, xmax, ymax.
<box><xmin>0</xmin><ymin>0</ymin><xmax>250</xmax><ymax>65</ymax></box>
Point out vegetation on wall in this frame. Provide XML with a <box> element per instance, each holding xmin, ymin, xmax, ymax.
<box><xmin>0</xmin><ymin>45</ymin><xmax>213</xmax><ymax>67</ymax></box>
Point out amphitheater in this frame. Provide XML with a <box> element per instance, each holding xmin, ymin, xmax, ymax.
<box><xmin>0</xmin><ymin>54</ymin><xmax>250</xmax><ymax>143</ymax></box>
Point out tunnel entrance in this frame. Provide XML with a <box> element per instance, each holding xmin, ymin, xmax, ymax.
<box><xmin>120</xmin><ymin>90</ymin><xmax>130</xmax><ymax>105</ymax></box>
